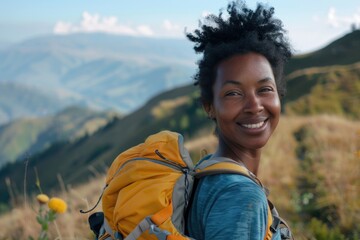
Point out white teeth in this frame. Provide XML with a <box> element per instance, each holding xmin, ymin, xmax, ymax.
<box><xmin>241</xmin><ymin>121</ymin><xmax>265</xmax><ymax>129</ymax></box>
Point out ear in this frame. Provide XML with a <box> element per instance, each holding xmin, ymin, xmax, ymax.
<box><xmin>203</xmin><ymin>102</ymin><xmax>215</xmax><ymax>120</ymax></box>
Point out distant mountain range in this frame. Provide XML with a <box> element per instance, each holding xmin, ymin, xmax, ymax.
<box><xmin>0</xmin><ymin>33</ymin><xmax>196</xmax><ymax>123</ymax></box>
<box><xmin>0</xmin><ymin>30</ymin><xmax>359</xmax><ymax>205</ymax></box>
<box><xmin>1</xmin><ymin>31</ymin><xmax>359</xmax><ymax>124</ymax></box>
<box><xmin>0</xmin><ymin>106</ymin><xmax>117</xmax><ymax>168</ymax></box>
<box><xmin>285</xmin><ymin>30</ymin><xmax>360</xmax><ymax>74</ymax></box>
<box><xmin>0</xmin><ymin>82</ymin><xmax>69</xmax><ymax>125</ymax></box>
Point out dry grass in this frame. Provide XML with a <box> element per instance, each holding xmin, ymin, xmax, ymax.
<box><xmin>0</xmin><ymin>175</ymin><xmax>106</xmax><ymax>240</ymax></box>
<box><xmin>185</xmin><ymin>132</ymin><xmax>217</xmax><ymax>158</ymax></box>
<box><xmin>295</xmin><ymin>115</ymin><xmax>360</xmax><ymax>231</ymax></box>
<box><xmin>261</xmin><ymin>115</ymin><xmax>360</xmax><ymax>238</ymax></box>
<box><xmin>259</xmin><ymin>116</ymin><xmax>306</xmax><ymax>218</ymax></box>
<box><xmin>286</xmin><ymin>62</ymin><xmax>360</xmax><ymax>81</ymax></box>
<box><xmin>0</xmin><ymin>114</ymin><xmax>359</xmax><ymax>239</ymax></box>
<box><xmin>151</xmin><ymin>96</ymin><xmax>190</xmax><ymax>119</ymax></box>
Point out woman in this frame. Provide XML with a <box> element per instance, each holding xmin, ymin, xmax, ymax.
<box><xmin>186</xmin><ymin>1</ymin><xmax>292</xmax><ymax>239</ymax></box>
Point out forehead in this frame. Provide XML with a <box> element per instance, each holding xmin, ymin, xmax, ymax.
<box><xmin>215</xmin><ymin>53</ymin><xmax>274</xmax><ymax>83</ymax></box>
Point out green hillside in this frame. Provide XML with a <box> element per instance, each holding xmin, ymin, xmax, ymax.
<box><xmin>0</xmin><ymin>119</ymin><xmax>48</xmax><ymax>165</ymax></box>
<box><xmin>284</xmin><ymin>62</ymin><xmax>360</xmax><ymax>118</ymax></box>
<box><xmin>0</xmin><ymin>106</ymin><xmax>117</xmax><ymax>168</ymax></box>
<box><xmin>285</xmin><ymin>30</ymin><xmax>360</xmax><ymax>74</ymax></box>
<box><xmin>0</xmin><ymin>84</ymin><xmax>210</xmax><ymax>202</ymax></box>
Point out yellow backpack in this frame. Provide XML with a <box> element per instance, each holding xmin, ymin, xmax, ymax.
<box><xmin>83</xmin><ymin>131</ymin><xmax>292</xmax><ymax>240</ymax></box>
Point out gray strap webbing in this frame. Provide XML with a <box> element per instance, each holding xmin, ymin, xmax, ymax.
<box><xmin>124</xmin><ymin>217</ymin><xmax>152</xmax><ymax>240</ymax></box>
<box><xmin>270</xmin><ymin>205</ymin><xmax>294</xmax><ymax>240</ymax></box>
<box><xmin>195</xmin><ymin>157</ymin><xmax>263</xmax><ymax>187</ymax></box>
<box><xmin>149</xmin><ymin>224</ymin><xmax>171</xmax><ymax>240</ymax></box>
<box><xmin>98</xmin><ymin>218</ymin><xmax>115</xmax><ymax>240</ymax></box>
<box><xmin>124</xmin><ymin>217</ymin><xmax>195</xmax><ymax>240</ymax></box>
<box><xmin>195</xmin><ymin>157</ymin><xmax>247</xmax><ymax>170</ymax></box>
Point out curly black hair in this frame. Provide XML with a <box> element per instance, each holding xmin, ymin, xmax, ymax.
<box><xmin>187</xmin><ymin>1</ymin><xmax>292</xmax><ymax>105</ymax></box>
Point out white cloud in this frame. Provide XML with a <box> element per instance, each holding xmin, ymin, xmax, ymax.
<box><xmin>54</xmin><ymin>11</ymin><xmax>153</xmax><ymax>36</ymax></box>
<box><xmin>137</xmin><ymin>25</ymin><xmax>154</xmax><ymax>36</ymax></box>
<box><xmin>159</xmin><ymin>19</ymin><xmax>185</xmax><ymax>38</ymax></box>
<box><xmin>312</xmin><ymin>15</ymin><xmax>320</xmax><ymax>22</ymax></box>
<box><xmin>53</xmin><ymin>22</ymin><xmax>74</xmax><ymax>34</ymax></box>
<box><xmin>201</xmin><ymin>11</ymin><xmax>212</xmax><ymax>18</ymax></box>
<box><xmin>163</xmin><ymin>20</ymin><xmax>180</xmax><ymax>31</ymax></box>
<box><xmin>327</xmin><ymin>7</ymin><xmax>360</xmax><ymax>28</ymax></box>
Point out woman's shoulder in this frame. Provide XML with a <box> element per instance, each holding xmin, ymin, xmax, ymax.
<box><xmin>189</xmin><ymin>173</ymin><xmax>270</xmax><ymax>239</ymax></box>
<box><xmin>194</xmin><ymin>155</ymin><xmax>268</xmax><ymax>203</ymax></box>
<box><xmin>196</xmin><ymin>173</ymin><xmax>267</xmax><ymax>205</ymax></box>
<box><xmin>201</xmin><ymin>173</ymin><xmax>264</xmax><ymax>189</ymax></box>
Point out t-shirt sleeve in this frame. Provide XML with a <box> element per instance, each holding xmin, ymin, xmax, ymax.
<box><xmin>202</xmin><ymin>177</ymin><xmax>269</xmax><ymax>240</ymax></box>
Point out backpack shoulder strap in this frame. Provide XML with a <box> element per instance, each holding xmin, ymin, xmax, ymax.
<box><xmin>193</xmin><ymin>157</ymin><xmax>274</xmax><ymax>240</ymax></box>
<box><xmin>194</xmin><ymin>157</ymin><xmax>263</xmax><ymax>187</ymax></box>
<box><xmin>268</xmin><ymin>200</ymin><xmax>294</xmax><ymax>240</ymax></box>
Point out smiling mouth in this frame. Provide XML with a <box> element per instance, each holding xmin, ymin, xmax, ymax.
<box><xmin>239</xmin><ymin>119</ymin><xmax>267</xmax><ymax>129</ymax></box>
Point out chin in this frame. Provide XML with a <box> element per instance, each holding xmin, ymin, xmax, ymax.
<box><xmin>247</xmin><ymin>143</ymin><xmax>266</xmax><ymax>150</ymax></box>
<box><xmin>243</xmin><ymin>139</ymin><xmax>269</xmax><ymax>150</ymax></box>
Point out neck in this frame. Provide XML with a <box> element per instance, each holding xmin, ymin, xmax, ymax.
<box><xmin>213</xmin><ymin>137</ymin><xmax>262</xmax><ymax>175</ymax></box>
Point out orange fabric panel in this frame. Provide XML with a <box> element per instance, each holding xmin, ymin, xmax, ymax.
<box><xmin>264</xmin><ymin>205</ymin><xmax>273</xmax><ymax>240</ymax></box>
<box><xmin>196</xmin><ymin>162</ymin><xmax>249</xmax><ymax>175</ymax></box>
<box><xmin>151</xmin><ymin>204</ymin><xmax>173</xmax><ymax>226</ymax></box>
<box><xmin>167</xmin><ymin>235</ymin><xmax>190</xmax><ymax>240</ymax></box>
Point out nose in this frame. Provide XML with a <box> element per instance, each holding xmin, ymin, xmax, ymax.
<box><xmin>243</xmin><ymin>93</ymin><xmax>264</xmax><ymax>114</ymax></box>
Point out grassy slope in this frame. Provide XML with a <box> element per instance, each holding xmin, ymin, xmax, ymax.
<box><xmin>285</xmin><ymin>30</ymin><xmax>360</xmax><ymax>75</ymax></box>
<box><xmin>0</xmin><ymin>115</ymin><xmax>358</xmax><ymax>240</ymax></box>
<box><xmin>284</xmin><ymin>62</ymin><xmax>360</xmax><ymax>118</ymax></box>
<box><xmin>0</xmin><ymin>118</ymin><xmax>49</xmax><ymax>163</ymax></box>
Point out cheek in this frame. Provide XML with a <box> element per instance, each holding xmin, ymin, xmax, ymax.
<box><xmin>214</xmin><ymin>100</ymin><xmax>238</xmax><ymax>120</ymax></box>
<box><xmin>270</xmin><ymin>96</ymin><xmax>281</xmax><ymax>125</ymax></box>
<box><xmin>274</xmin><ymin>96</ymin><xmax>281</xmax><ymax>114</ymax></box>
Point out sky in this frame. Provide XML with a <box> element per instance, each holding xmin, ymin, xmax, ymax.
<box><xmin>1</xmin><ymin>0</ymin><xmax>360</xmax><ymax>53</ymax></box>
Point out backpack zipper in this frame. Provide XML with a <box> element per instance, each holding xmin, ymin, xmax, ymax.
<box><xmin>80</xmin><ymin>154</ymin><xmax>189</xmax><ymax>214</ymax></box>
<box><xmin>110</xmin><ymin>155</ymin><xmax>190</xmax><ymax>181</ymax></box>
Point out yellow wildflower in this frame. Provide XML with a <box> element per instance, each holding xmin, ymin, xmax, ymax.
<box><xmin>48</xmin><ymin>197</ymin><xmax>67</xmax><ymax>213</ymax></box>
<box><xmin>36</xmin><ymin>194</ymin><xmax>49</xmax><ymax>204</ymax></box>
<box><xmin>357</xmin><ymin>150</ymin><xmax>360</xmax><ymax>159</ymax></box>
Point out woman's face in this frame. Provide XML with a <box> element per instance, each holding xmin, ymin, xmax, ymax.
<box><xmin>206</xmin><ymin>52</ymin><xmax>281</xmax><ymax>150</ymax></box>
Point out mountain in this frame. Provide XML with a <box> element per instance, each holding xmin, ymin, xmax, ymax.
<box><xmin>0</xmin><ymin>41</ymin><xmax>13</xmax><ymax>50</ymax></box>
<box><xmin>2</xmin><ymin>30</ymin><xmax>359</xmax><ymax>124</ymax></box>
<box><xmin>0</xmin><ymin>82</ymin><xmax>70</xmax><ymax>125</ymax></box>
<box><xmin>1</xmin><ymin>30</ymin><xmax>360</xmax><ymax>205</ymax></box>
<box><xmin>285</xmin><ymin>63</ymin><xmax>360</xmax><ymax>118</ymax></box>
<box><xmin>0</xmin><ymin>84</ymin><xmax>209</xmax><ymax>203</ymax></box>
<box><xmin>283</xmin><ymin>30</ymin><xmax>360</xmax><ymax>119</ymax></box>
<box><xmin>285</xmin><ymin>30</ymin><xmax>360</xmax><ymax>74</ymax></box>
<box><xmin>0</xmin><ymin>33</ymin><xmax>197</xmax><ymax>122</ymax></box>
<box><xmin>0</xmin><ymin>106</ymin><xmax>118</xmax><ymax>168</ymax></box>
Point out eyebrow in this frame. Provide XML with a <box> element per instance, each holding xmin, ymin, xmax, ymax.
<box><xmin>222</xmin><ymin>77</ymin><xmax>274</xmax><ymax>86</ymax></box>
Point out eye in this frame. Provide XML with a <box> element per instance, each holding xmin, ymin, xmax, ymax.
<box><xmin>225</xmin><ymin>90</ymin><xmax>243</xmax><ymax>97</ymax></box>
<box><xmin>259</xmin><ymin>87</ymin><xmax>274</xmax><ymax>93</ymax></box>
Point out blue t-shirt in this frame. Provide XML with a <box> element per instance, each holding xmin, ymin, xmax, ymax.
<box><xmin>187</xmin><ymin>162</ymin><xmax>281</xmax><ymax>239</ymax></box>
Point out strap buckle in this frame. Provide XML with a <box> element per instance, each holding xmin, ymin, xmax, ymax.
<box><xmin>149</xmin><ymin>224</ymin><xmax>171</xmax><ymax>240</ymax></box>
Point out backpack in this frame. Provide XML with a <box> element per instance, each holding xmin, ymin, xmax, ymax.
<box><xmin>82</xmin><ymin>131</ymin><xmax>292</xmax><ymax>240</ymax></box>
